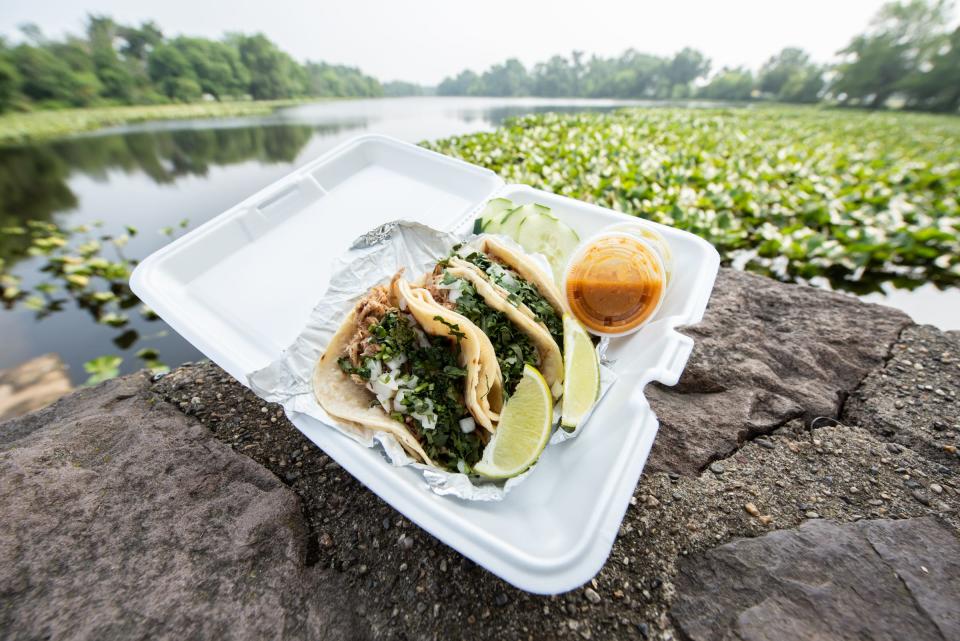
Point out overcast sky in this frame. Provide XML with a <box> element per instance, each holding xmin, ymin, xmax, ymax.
<box><xmin>0</xmin><ymin>0</ymin><xmax>943</xmax><ymax>84</ymax></box>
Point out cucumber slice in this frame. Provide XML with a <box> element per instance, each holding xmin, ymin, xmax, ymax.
<box><xmin>516</xmin><ymin>213</ymin><xmax>581</xmax><ymax>283</ymax></box>
<box><xmin>474</xmin><ymin>198</ymin><xmax>513</xmax><ymax>234</ymax></box>
<box><xmin>493</xmin><ymin>206</ymin><xmax>526</xmax><ymax>237</ymax></box>
<box><xmin>483</xmin><ymin>207</ymin><xmax>515</xmax><ymax>234</ymax></box>
<box><xmin>500</xmin><ymin>203</ymin><xmax>552</xmax><ymax>240</ymax></box>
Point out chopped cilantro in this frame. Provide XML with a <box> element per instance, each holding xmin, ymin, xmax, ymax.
<box><xmin>351</xmin><ymin>310</ymin><xmax>482</xmax><ymax>471</ymax></box>
<box><xmin>338</xmin><ymin>357</ymin><xmax>370</xmax><ymax>379</ymax></box>
<box><xmin>459</xmin><ymin>250</ymin><xmax>564</xmax><ymax>348</ymax></box>
<box><xmin>432</xmin><ymin>316</ymin><xmax>466</xmax><ymax>343</ymax></box>
<box><xmin>443</xmin><ymin>273</ymin><xmax>538</xmax><ymax>395</ymax></box>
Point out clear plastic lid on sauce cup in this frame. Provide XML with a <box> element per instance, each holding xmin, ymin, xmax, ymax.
<box><xmin>602</xmin><ymin>221</ymin><xmax>674</xmax><ymax>286</ymax></box>
<box><xmin>562</xmin><ymin>232</ymin><xmax>667</xmax><ymax>337</ymax></box>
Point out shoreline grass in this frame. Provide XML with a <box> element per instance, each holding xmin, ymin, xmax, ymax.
<box><xmin>0</xmin><ymin>100</ymin><xmax>320</xmax><ymax>146</ymax></box>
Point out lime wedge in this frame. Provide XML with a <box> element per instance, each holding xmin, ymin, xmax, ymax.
<box><xmin>560</xmin><ymin>313</ymin><xmax>600</xmax><ymax>429</ymax></box>
<box><xmin>474</xmin><ymin>364</ymin><xmax>554</xmax><ymax>479</ymax></box>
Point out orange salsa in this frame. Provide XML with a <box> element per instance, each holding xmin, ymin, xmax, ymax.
<box><xmin>565</xmin><ymin>235</ymin><xmax>665</xmax><ymax>334</ymax></box>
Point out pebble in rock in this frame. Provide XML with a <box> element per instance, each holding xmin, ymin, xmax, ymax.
<box><xmin>805</xmin><ymin>511</ymin><xmax>821</xmax><ymax>519</ymax></box>
<box><xmin>912</xmin><ymin>490</ymin><xmax>931</xmax><ymax>506</ymax></box>
<box><xmin>584</xmin><ymin>588</ymin><xmax>601</xmax><ymax>604</ymax></box>
<box><xmin>755</xmin><ymin>438</ymin><xmax>775</xmax><ymax>450</ymax></box>
<box><xmin>709</xmin><ymin>462</ymin><xmax>725</xmax><ymax>474</ymax></box>
<box><xmin>930</xmin><ymin>483</ymin><xmax>943</xmax><ymax>494</ymax></box>
<box><xmin>494</xmin><ymin>593</ymin><xmax>509</xmax><ymax>607</ymax></box>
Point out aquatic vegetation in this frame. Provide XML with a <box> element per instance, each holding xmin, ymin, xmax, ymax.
<box><xmin>2</xmin><ymin>105</ymin><xmax>959</xmax><ymax>384</ymax></box>
<box><xmin>83</xmin><ymin>355</ymin><xmax>123</xmax><ymax>386</ymax></box>
<box><xmin>426</xmin><ymin>107</ymin><xmax>960</xmax><ymax>294</ymax></box>
<box><xmin>0</xmin><ymin>219</ymin><xmax>184</xmax><ymax>382</ymax></box>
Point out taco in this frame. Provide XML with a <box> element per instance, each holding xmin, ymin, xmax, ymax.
<box><xmin>312</xmin><ymin>273</ymin><xmax>503</xmax><ymax>472</ymax></box>
<box><xmin>422</xmin><ymin>237</ymin><xmax>566</xmax><ymax>398</ymax></box>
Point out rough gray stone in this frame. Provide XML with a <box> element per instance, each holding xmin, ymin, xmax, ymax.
<box><xmin>646</xmin><ymin>268</ymin><xmax>911</xmax><ymax>476</ymax></box>
<box><xmin>150</xmin><ymin>358</ymin><xmax>960</xmax><ymax>641</ymax></box>
<box><xmin>844</xmin><ymin>324</ymin><xmax>960</xmax><ymax>468</ymax></box>
<box><xmin>0</xmin><ymin>374</ymin><xmax>366</xmax><ymax>641</ymax></box>
<box><xmin>2</xmin><ymin>269</ymin><xmax>957</xmax><ymax>641</ymax></box>
<box><xmin>671</xmin><ymin>517</ymin><xmax>960</xmax><ymax>641</ymax></box>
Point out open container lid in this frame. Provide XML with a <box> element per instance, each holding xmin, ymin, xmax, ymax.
<box><xmin>131</xmin><ymin>135</ymin><xmax>503</xmax><ymax>382</ymax></box>
<box><xmin>131</xmin><ymin>134</ymin><xmax>719</xmax><ymax>594</ymax></box>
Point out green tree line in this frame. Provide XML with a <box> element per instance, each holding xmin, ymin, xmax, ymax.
<box><xmin>435</xmin><ymin>0</ymin><xmax>960</xmax><ymax>112</ymax></box>
<box><xmin>0</xmin><ymin>1</ymin><xmax>956</xmax><ymax>115</ymax></box>
<box><xmin>0</xmin><ymin>16</ymin><xmax>382</xmax><ymax>113</ymax></box>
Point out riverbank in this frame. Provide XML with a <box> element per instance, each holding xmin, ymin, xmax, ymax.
<box><xmin>0</xmin><ymin>100</ymin><xmax>315</xmax><ymax>146</ymax></box>
<box><xmin>1</xmin><ymin>100</ymin><xmax>958</xmax><ymax>388</ymax></box>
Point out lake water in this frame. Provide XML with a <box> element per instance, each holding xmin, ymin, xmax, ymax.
<box><xmin>1</xmin><ymin>97</ymin><xmax>956</xmax><ymax>384</ymax></box>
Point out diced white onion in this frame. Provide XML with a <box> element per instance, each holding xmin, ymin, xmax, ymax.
<box><xmin>360</xmin><ymin>351</ymin><xmax>438</xmax><ymax>433</ymax></box>
<box><xmin>413</xmin><ymin>326</ymin><xmax>431</xmax><ymax>348</ymax></box>
<box><xmin>487</xmin><ymin>263</ymin><xmax>518</xmax><ymax>289</ymax></box>
<box><xmin>447</xmin><ymin>286</ymin><xmax>462</xmax><ymax>303</ymax></box>
<box><xmin>438</xmin><ymin>276</ymin><xmax>465</xmax><ymax>303</ymax></box>
<box><xmin>386</xmin><ymin>353</ymin><xmax>407</xmax><ymax>371</ymax></box>
<box><xmin>413</xmin><ymin>411</ymin><xmax>437</xmax><ymax>431</ymax></box>
<box><xmin>458</xmin><ymin>416</ymin><xmax>476</xmax><ymax>434</ymax></box>
<box><xmin>370</xmin><ymin>374</ymin><xmax>398</xmax><ymax>398</ymax></box>
<box><xmin>412</xmin><ymin>399</ymin><xmax>437</xmax><ymax>431</ymax></box>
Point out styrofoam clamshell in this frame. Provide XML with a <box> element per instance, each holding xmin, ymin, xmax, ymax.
<box><xmin>130</xmin><ymin>134</ymin><xmax>720</xmax><ymax>594</ymax></box>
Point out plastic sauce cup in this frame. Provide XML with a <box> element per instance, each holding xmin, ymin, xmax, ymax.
<box><xmin>563</xmin><ymin>232</ymin><xmax>667</xmax><ymax>337</ymax></box>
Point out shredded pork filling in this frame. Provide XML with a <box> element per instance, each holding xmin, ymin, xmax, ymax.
<box><xmin>344</xmin><ymin>285</ymin><xmax>392</xmax><ymax>383</ymax></box>
<box><xmin>337</xmin><ymin>289</ymin><xmax>484</xmax><ymax>471</ymax></box>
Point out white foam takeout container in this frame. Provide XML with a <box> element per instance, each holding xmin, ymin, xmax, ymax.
<box><xmin>131</xmin><ymin>134</ymin><xmax>720</xmax><ymax>594</ymax></box>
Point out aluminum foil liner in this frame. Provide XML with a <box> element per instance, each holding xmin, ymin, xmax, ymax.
<box><xmin>249</xmin><ymin>221</ymin><xmax>616</xmax><ymax>501</ymax></box>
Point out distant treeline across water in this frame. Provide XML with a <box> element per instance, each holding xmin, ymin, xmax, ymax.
<box><xmin>0</xmin><ymin>17</ymin><xmax>384</xmax><ymax>112</ymax></box>
<box><xmin>433</xmin><ymin>1</ymin><xmax>959</xmax><ymax>112</ymax></box>
<box><xmin>1</xmin><ymin>1</ymin><xmax>958</xmax><ymax>114</ymax></box>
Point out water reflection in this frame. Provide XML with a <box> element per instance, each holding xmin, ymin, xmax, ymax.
<box><xmin>0</xmin><ymin>97</ymin><xmax>956</xmax><ymax>385</ymax></box>
<box><xmin>0</xmin><ymin>124</ymin><xmax>331</xmax><ymax>267</ymax></box>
